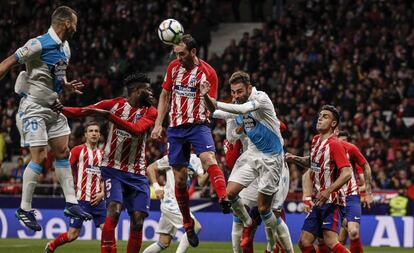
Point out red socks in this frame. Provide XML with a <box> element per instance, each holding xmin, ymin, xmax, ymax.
<box><xmin>350</xmin><ymin>238</ymin><xmax>363</xmax><ymax>253</ymax></box>
<box><xmin>127</xmin><ymin>230</ymin><xmax>143</xmax><ymax>253</ymax></box>
<box><xmin>48</xmin><ymin>232</ymin><xmax>69</xmax><ymax>250</ymax></box>
<box><xmin>318</xmin><ymin>242</ymin><xmax>331</xmax><ymax>253</ymax></box>
<box><xmin>175</xmin><ymin>185</ymin><xmax>193</xmax><ymax>230</ymax></box>
<box><xmin>207</xmin><ymin>164</ymin><xmax>227</xmax><ymax>199</ymax></box>
<box><xmin>101</xmin><ymin>216</ymin><xmax>118</xmax><ymax>253</ymax></box>
<box><xmin>332</xmin><ymin>243</ymin><xmax>350</xmax><ymax>253</ymax></box>
<box><xmin>301</xmin><ymin>245</ymin><xmax>317</xmax><ymax>253</ymax></box>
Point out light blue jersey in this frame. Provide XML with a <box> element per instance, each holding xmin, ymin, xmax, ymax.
<box><xmin>15</xmin><ymin>27</ymin><xmax>70</xmax><ymax>106</ymax></box>
<box><xmin>217</xmin><ymin>87</ymin><xmax>284</xmax><ymax>155</ymax></box>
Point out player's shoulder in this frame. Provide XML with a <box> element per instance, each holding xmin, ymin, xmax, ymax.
<box><xmin>328</xmin><ymin>136</ymin><xmax>345</xmax><ymax>149</ymax></box>
<box><xmin>199</xmin><ymin>59</ymin><xmax>216</xmax><ymax>74</ymax></box>
<box><xmin>71</xmin><ymin>144</ymin><xmax>85</xmax><ymax>153</ymax></box>
<box><xmin>168</xmin><ymin>59</ymin><xmax>181</xmax><ymax>68</ymax></box>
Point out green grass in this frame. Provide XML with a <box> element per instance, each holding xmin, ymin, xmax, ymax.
<box><xmin>0</xmin><ymin>239</ymin><xmax>412</xmax><ymax>252</ymax></box>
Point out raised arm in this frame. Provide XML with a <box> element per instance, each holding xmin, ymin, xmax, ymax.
<box><xmin>0</xmin><ymin>55</ymin><xmax>18</xmax><ymax>81</ymax></box>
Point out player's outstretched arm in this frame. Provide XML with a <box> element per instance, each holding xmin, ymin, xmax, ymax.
<box><xmin>0</xmin><ymin>55</ymin><xmax>17</xmax><ymax>81</ymax></box>
<box><xmin>285</xmin><ymin>153</ymin><xmax>310</xmax><ymax>168</ymax></box>
<box><xmin>151</xmin><ymin>88</ymin><xmax>170</xmax><ymax>139</ymax></box>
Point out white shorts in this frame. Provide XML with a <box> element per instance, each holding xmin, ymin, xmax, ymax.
<box><xmin>16</xmin><ymin>97</ymin><xmax>71</xmax><ymax>147</ymax></box>
<box><xmin>229</xmin><ymin>151</ymin><xmax>284</xmax><ymax>196</ymax></box>
<box><xmin>239</xmin><ymin>162</ymin><xmax>290</xmax><ymax>210</ymax></box>
<box><xmin>157</xmin><ymin>204</ymin><xmax>195</xmax><ymax>237</ymax></box>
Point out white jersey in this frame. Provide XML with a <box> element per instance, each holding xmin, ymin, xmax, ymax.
<box><xmin>14</xmin><ymin>27</ymin><xmax>71</xmax><ymax>106</ymax></box>
<box><xmin>217</xmin><ymin>87</ymin><xmax>284</xmax><ymax>155</ymax></box>
<box><xmin>156</xmin><ymin>154</ymin><xmax>204</xmax><ymax>211</ymax></box>
<box><xmin>15</xmin><ymin>71</ymin><xmax>30</xmax><ymax>96</ymax></box>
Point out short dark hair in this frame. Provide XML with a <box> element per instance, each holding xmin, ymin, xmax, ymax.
<box><xmin>180</xmin><ymin>34</ymin><xmax>197</xmax><ymax>51</ymax></box>
<box><xmin>124</xmin><ymin>73</ymin><xmax>151</xmax><ymax>94</ymax></box>
<box><xmin>52</xmin><ymin>6</ymin><xmax>77</xmax><ymax>25</ymax></box>
<box><xmin>337</xmin><ymin>130</ymin><xmax>350</xmax><ymax>139</ymax></box>
<box><xmin>229</xmin><ymin>71</ymin><xmax>251</xmax><ymax>86</ymax></box>
<box><xmin>320</xmin><ymin>105</ymin><xmax>340</xmax><ymax>128</ymax></box>
<box><xmin>84</xmin><ymin>121</ymin><xmax>100</xmax><ymax>132</ymax></box>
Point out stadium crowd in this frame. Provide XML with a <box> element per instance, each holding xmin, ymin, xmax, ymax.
<box><xmin>0</xmin><ymin>0</ymin><xmax>413</xmax><ymax>204</ymax></box>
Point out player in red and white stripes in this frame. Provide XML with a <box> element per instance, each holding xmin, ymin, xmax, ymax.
<box><xmin>286</xmin><ymin>105</ymin><xmax>353</xmax><ymax>253</ymax></box>
<box><xmin>45</xmin><ymin>122</ymin><xmax>105</xmax><ymax>253</ymax></box>
<box><xmin>63</xmin><ymin>73</ymin><xmax>157</xmax><ymax>253</ymax></box>
<box><xmin>151</xmin><ymin>34</ymin><xmax>230</xmax><ymax>247</ymax></box>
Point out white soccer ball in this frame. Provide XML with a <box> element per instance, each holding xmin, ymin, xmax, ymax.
<box><xmin>158</xmin><ymin>19</ymin><xmax>184</xmax><ymax>45</ymax></box>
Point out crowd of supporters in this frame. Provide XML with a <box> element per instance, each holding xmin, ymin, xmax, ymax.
<box><xmin>0</xmin><ymin>1</ymin><xmax>413</xmax><ymax>203</ymax></box>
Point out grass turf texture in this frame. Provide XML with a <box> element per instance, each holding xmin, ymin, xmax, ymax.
<box><xmin>0</xmin><ymin>239</ymin><xmax>412</xmax><ymax>253</ymax></box>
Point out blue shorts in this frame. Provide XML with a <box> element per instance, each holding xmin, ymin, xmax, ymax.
<box><xmin>167</xmin><ymin>124</ymin><xmax>215</xmax><ymax>166</ymax></box>
<box><xmin>70</xmin><ymin>200</ymin><xmax>106</xmax><ymax>229</ymax></box>
<box><xmin>101</xmin><ymin>167</ymin><xmax>150</xmax><ymax>216</ymax></box>
<box><xmin>345</xmin><ymin>195</ymin><xmax>361</xmax><ymax>224</ymax></box>
<box><xmin>302</xmin><ymin>204</ymin><xmax>344</xmax><ymax>238</ymax></box>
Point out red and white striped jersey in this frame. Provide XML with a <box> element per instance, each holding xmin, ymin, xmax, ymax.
<box><xmin>65</xmin><ymin>97</ymin><xmax>157</xmax><ymax>175</ymax></box>
<box><xmin>162</xmin><ymin>59</ymin><xmax>218</xmax><ymax>127</ymax></box>
<box><xmin>310</xmin><ymin>134</ymin><xmax>351</xmax><ymax>205</ymax></box>
<box><xmin>340</xmin><ymin>140</ymin><xmax>367</xmax><ymax>196</ymax></box>
<box><xmin>71</xmin><ymin>144</ymin><xmax>103</xmax><ymax>201</ymax></box>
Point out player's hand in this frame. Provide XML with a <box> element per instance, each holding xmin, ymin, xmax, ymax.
<box><xmin>315</xmin><ymin>189</ymin><xmax>330</xmax><ymax>206</ymax></box>
<box><xmin>153</xmin><ymin>183</ymin><xmax>164</xmax><ymax>199</ymax></box>
<box><xmin>284</xmin><ymin>153</ymin><xmax>296</xmax><ymax>163</ymax></box>
<box><xmin>81</xmin><ymin>108</ymin><xmax>110</xmax><ymax>118</ymax></box>
<box><xmin>199</xmin><ymin>80</ymin><xmax>211</xmax><ymax>96</ymax></box>
<box><xmin>151</xmin><ymin>125</ymin><xmax>163</xmax><ymax>139</ymax></box>
<box><xmin>90</xmin><ymin>191</ymin><xmax>105</xmax><ymax>206</ymax></box>
<box><xmin>235</xmin><ymin>123</ymin><xmax>244</xmax><ymax>134</ymax></box>
<box><xmin>303</xmin><ymin>197</ymin><xmax>314</xmax><ymax>213</ymax></box>
<box><xmin>51</xmin><ymin>99</ymin><xmax>64</xmax><ymax>114</ymax></box>
<box><xmin>63</xmin><ymin>79</ymin><xmax>84</xmax><ymax>95</ymax></box>
<box><xmin>363</xmin><ymin>193</ymin><xmax>374</xmax><ymax>209</ymax></box>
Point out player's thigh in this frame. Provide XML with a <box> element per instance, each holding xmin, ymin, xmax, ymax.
<box><xmin>48</xmin><ymin>134</ymin><xmax>70</xmax><ymax>159</ymax></box>
<box><xmin>101</xmin><ymin>168</ymin><xmax>124</xmax><ymax>207</ymax></box>
<box><xmin>272</xmin><ymin>163</ymin><xmax>289</xmax><ymax>210</ymax></box>
<box><xmin>301</xmin><ymin>206</ymin><xmax>323</xmax><ymax>239</ymax></box>
<box><xmin>228</xmin><ymin>153</ymin><xmax>257</xmax><ymax>192</ymax></box>
<box><xmin>240</xmin><ymin>181</ymin><xmax>258</xmax><ymax>208</ymax></box>
<box><xmin>257</xmin><ymin>154</ymin><xmax>283</xmax><ymax>196</ymax></box>
<box><xmin>321</xmin><ymin>204</ymin><xmax>343</xmax><ymax>235</ymax></box>
<box><xmin>124</xmin><ymin>186</ymin><xmax>150</xmax><ymax>217</ymax></box>
<box><xmin>167</xmin><ymin>127</ymin><xmax>191</xmax><ymax>167</ymax></box>
<box><xmin>322</xmin><ymin>229</ymin><xmax>340</xmax><ymax>248</ymax></box>
<box><xmin>92</xmin><ymin>201</ymin><xmax>107</xmax><ymax>228</ymax></box>
<box><xmin>345</xmin><ymin>195</ymin><xmax>362</xmax><ymax>224</ymax></box>
<box><xmin>299</xmin><ymin>230</ymin><xmax>316</xmax><ymax>248</ymax></box>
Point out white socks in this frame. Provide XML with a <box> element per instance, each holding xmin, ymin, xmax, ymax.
<box><xmin>232</xmin><ymin>217</ymin><xmax>243</xmax><ymax>253</ymax></box>
<box><xmin>142</xmin><ymin>242</ymin><xmax>166</xmax><ymax>253</ymax></box>
<box><xmin>231</xmin><ymin>197</ymin><xmax>252</xmax><ymax>227</ymax></box>
<box><xmin>176</xmin><ymin>224</ymin><xmax>201</xmax><ymax>253</ymax></box>
<box><xmin>20</xmin><ymin>161</ymin><xmax>42</xmax><ymax>211</ymax></box>
<box><xmin>275</xmin><ymin>217</ymin><xmax>294</xmax><ymax>253</ymax></box>
<box><xmin>54</xmin><ymin>159</ymin><xmax>78</xmax><ymax>204</ymax></box>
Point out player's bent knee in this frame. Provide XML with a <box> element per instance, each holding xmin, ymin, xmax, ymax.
<box><xmin>130</xmin><ymin>211</ymin><xmax>145</xmax><ymax>231</ymax></box>
<box><xmin>349</xmin><ymin>229</ymin><xmax>359</xmax><ymax>239</ymax></box>
<box><xmin>158</xmin><ymin>234</ymin><xmax>172</xmax><ymax>247</ymax></box>
<box><xmin>54</xmin><ymin>146</ymin><xmax>70</xmax><ymax>160</ymax></box>
<box><xmin>107</xmin><ymin>202</ymin><xmax>122</xmax><ymax>219</ymax></box>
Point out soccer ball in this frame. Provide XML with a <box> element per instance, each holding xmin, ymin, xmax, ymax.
<box><xmin>158</xmin><ymin>19</ymin><xmax>184</xmax><ymax>45</ymax></box>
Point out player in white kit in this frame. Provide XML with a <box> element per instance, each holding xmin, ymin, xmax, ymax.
<box><xmin>214</xmin><ymin>107</ymin><xmax>294</xmax><ymax>253</ymax></box>
<box><xmin>202</xmin><ymin>70</ymin><xmax>288</xmax><ymax>251</ymax></box>
<box><xmin>0</xmin><ymin>6</ymin><xmax>91</xmax><ymax>231</ymax></box>
<box><xmin>143</xmin><ymin>154</ymin><xmax>208</xmax><ymax>253</ymax></box>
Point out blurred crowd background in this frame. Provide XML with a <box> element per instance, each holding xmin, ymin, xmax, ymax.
<box><xmin>0</xmin><ymin>0</ymin><xmax>413</xmax><ymax>208</ymax></box>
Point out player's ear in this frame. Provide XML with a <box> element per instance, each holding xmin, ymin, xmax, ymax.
<box><xmin>191</xmin><ymin>48</ymin><xmax>196</xmax><ymax>57</ymax></box>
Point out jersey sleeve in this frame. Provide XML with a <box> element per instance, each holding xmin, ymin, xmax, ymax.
<box><xmin>349</xmin><ymin>144</ymin><xmax>367</xmax><ymax>167</ymax></box>
<box><xmin>162</xmin><ymin>61</ymin><xmax>177</xmax><ymax>90</ymax></box>
<box><xmin>69</xmin><ymin>146</ymin><xmax>82</xmax><ymax>169</ymax></box>
<box><xmin>212</xmin><ymin>110</ymin><xmax>238</xmax><ymax>120</ymax></box>
<box><xmin>330</xmin><ymin>141</ymin><xmax>351</xmax><ymax>169</ymax></box>
<box><xmin>189</xmin><ymin>154</ymin><xmax>204</xmax><ymax>176</ymax></box>
<box><xmin>156</xmin><ymin>155</ymin><xmax>170</xmax><ymax>170</ymax></box>
<box><xmin>108</xmin><ymin>106</ymin><xmax>157</xmax><ymax>136</ymax></box>
<box><xmin>207</xmin><ymin>68</ymin><xmax>218</xmax><ymax>99</ymax></box>
<box><xmin>217</xmin><ymin>100</ymin><xmax>260</xmax><ymax>114</ymax></box>
<box><xmin>15</xmin><ymin>38</ymin><xmax>42</xmax><ymax>64</ymax></box>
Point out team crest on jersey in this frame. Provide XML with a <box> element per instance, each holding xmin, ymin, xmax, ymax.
<box><xmin>134</xmin><ymin>113</ymin><xmax>142</xmax><ymax>121</ymax></box>
<box><xmin>188</xmin><ymin>77</ymin><xmax>197</xmax><ymax>87</ymax></box>
<box><xmin>242</xmin><ymin>114</ymin><xmax>257</xmax><ymax>131</ymax></box>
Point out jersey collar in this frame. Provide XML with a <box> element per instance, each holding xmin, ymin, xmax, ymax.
<box><xmin>48</xmin><ymin>27</ymin><xmax>63</xmax><ymax>45</ymax></box>
<box><xmin>248</xmin><ymin>87</ymin><xmax>257</xmax><ymax>101</ymax></box>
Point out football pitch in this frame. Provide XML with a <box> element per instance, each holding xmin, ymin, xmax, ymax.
<box><xmin>0</xmin><ymin>239</ymin><xmax>412</xmax><ymax>253</ymax></box>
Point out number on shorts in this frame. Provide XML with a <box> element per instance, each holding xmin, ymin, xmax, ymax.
<box><xmin>105</xmin><ymin>179</ymin><xmax>112</xmax><ymax>198</ymax></box>
<box><xmin>23</xmin><ymin>119</ymin><xmax>38</xmax><ymax>132</ymax></box>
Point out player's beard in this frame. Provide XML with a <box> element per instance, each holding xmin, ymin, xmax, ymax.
<box><xmin>64</xmin><ymin>27</ymin><xmax>76</xmax><ymax>41</ymax></box>
<box><xmin>139</xmin><ymin>92</ymin><xmax>155</xmax><ymax>107</ymax></box>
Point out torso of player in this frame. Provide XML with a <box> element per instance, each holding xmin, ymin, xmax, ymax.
<box><xmin>235</xmin><ymin>89</ymin><xmax>284</xmax><ymax>155</ymax></box>
<box><xmin>158</xmin><ymin>154</ymin><xmax>203</xmax><ymax>211</ymax></box>
<box><xmin>15</xmin><ymin>27</ymin><xmax>70</xmax><ymax>106</ymax></box>
<box><xmin>72</xmin><ymin>144</ymin><xmax>103</xmax><ymax>201</ymax></box>
<box><xmin>101</xmin><ymin>98</ymin><xmax>150</xmax><ymax>175</ymax></box>
<box><xmin>164</xmin><ymin>59</ymin><xmax>217</xmax><ymax>127</ymax></box>
<box><xmin>309</xmin><ymin>134</ymin><xmax>346</xmax><ymax>205</ymax></box>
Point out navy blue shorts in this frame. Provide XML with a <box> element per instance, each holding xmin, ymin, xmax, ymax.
<box><xmin>302</xmin><ymin>204</ymin><xmax>344</xmax><ymax>238</ymax></box>
<box><xmin>167</xmin><ymin>124</ymin><xmax>215</xmax><ymax>167</ymax></box>
<box><xmin>101</xmin><ymin>167</ymin><xmax>150</xmax><ymax>216</ymax></box>
<box><xmin>345</xmin><ymin>195</ymin><xmax>361</xmax><ymax>224</ymax></box>
<box><xmin>70</xmin><ymin>200</ymin><xmax>106</xmax><ymax>229</ymax></box>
